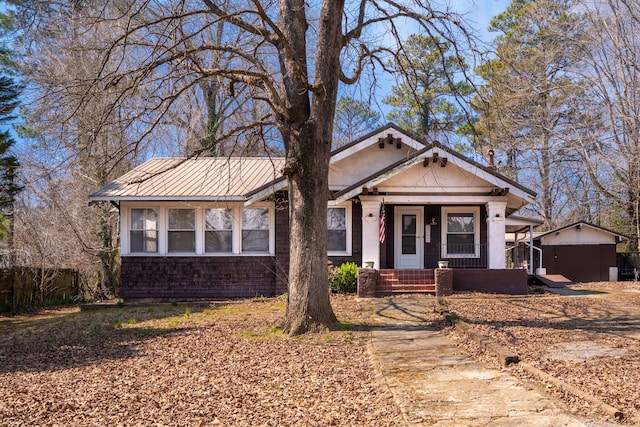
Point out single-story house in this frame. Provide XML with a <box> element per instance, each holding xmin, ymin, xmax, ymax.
<box><xmin>534</xmin><ymin>221</ymin><xmax>628</xmax><ymax>282</ymax></box>
<box><xmin>89</xmin><ymin>123</ymin><xmax>538</xmax><ymax>299</ymax></box>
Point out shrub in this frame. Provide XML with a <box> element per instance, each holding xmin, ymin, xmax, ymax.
<box><xmin>329</xmin><ymin>262</ymin><xmax>359</xmax><ymax>293</ymax></box>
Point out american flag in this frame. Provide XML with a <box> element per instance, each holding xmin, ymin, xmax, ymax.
<box><xmin>379</xmin><ymin>201</ymin><xmax>386</xmax><ymax>244</ymax></box>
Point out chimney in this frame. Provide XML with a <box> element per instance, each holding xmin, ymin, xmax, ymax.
<box><xmin>487</xmin><ymin>149</ymin><xmax>495</xmax><ymax>168</ymax></box>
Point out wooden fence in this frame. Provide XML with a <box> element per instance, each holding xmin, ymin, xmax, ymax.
<box><xmin>0</xmin><ymin>267</ymin><xmax>79</xmax><ymax>307</ymax></box>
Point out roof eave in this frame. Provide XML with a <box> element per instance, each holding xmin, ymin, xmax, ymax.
<box><xmin>88</xmin><ymin>196</ymin><xmax>247</xmax><ymax>203</ymax></box>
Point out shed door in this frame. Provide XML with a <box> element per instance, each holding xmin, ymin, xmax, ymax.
<box><xmin>394</xmin><ymin>207</ymin><xmax>424</xmax><ymax>269</ymax></box>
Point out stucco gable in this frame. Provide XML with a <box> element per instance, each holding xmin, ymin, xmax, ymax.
<box><xmin>329</xmin><ymin>124</ymin><xmax>425</xmax><ymax>189</ymax></box>
<box><xmin>332</xmin><ymin>144</ymin><xmax>536</xmax><ymax>210</ymax></box>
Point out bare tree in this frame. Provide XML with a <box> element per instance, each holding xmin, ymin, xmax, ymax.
<box><xmin>13</xmin><ymin>0</ymin><xmax>474</xmax><ymax>333</ymax></box>
<box><xmin>333</xmin><ymin>96</ymin><xmax>381</xmax><ymax>148</ymax></box>
<box><xmin>577</xmin><ymin>0</ymin><xmax>640</xmax><ymax>247</ymax></box>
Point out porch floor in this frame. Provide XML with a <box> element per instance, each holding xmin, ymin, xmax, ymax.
<box><xmin>377</xmin><ymin>269</ymin><xmax>436</xmax><ymax>295</ymax></box>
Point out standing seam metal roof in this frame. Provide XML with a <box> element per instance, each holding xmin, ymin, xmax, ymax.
<box><xmin>89</xmin><ymin>157</ymin><xmax>285</xmax><ymax>200</ymax></box>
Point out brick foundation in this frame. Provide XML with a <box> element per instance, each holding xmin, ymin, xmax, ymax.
<box><xmin>121</xmin><ymin>256</ymin><xmax>283</xmax><ymax>300</ymax></box>
<box><xmin>358</xmin><ymin>267</ymin><xmax>528</xmax><ymax>297</ymax></box>
<box><xmin>453</xmin><ymin>268</ymin><xmax>528</xmax><ymax>295</ymax></box>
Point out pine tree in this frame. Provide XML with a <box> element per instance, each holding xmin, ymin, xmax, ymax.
<box><xmin>0</xmin><ymin>74</ymin><xmax>21</xmax><ymax>214</ymax></box>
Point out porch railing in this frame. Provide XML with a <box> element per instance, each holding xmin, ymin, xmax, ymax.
<box><xmin>439</xmin><ymin>244</ymin><xmax>487</xmax><ymax>268</ymax></box>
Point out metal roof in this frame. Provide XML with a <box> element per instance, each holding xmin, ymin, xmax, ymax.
<box><xmin>89</xmin><ymin>157</ymin><xmax>285</xmax><ymax>201</ymax></box>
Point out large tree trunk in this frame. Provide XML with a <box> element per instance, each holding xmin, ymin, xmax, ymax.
<box><xmin>280</xmin><ymin>0</ymin><xmax>343</xmax><ymax>334</ymax></box>
<box><xmin>283</xmin><ymin>123</ymin><xmax>337</xmax><ymax>334</ymax></box>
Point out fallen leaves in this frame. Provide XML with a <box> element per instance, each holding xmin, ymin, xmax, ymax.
<box><xmin>444</xmin><ymin>281</ymin><xmax>640</xmax><ymax>425</ymax></box>
<box><xmin>0</xmin><ymin>295</ymin><xmax>402</xmax><ymax>426</ymax></box>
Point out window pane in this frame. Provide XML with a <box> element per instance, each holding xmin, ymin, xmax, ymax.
<box><xmin>327</xmin><ymin>208</ymin><xmax>346</xmax><ymax>229</ymax></box>
<box><xmin>205</xmin><ymin>231</ymin><xmax>232</xmax><ymax>252</ymax></box>
<box><xmin>206</xmin><ymin>208</ymin><xmax>233</xmax><ymax>230</ymax></box>
<box><xmin>130</xmin><ymin>209</ymin><xmax>158</xmax><ymax>253</ymax></box>
<box><xmin>328</xmin><ymin>207</ymin><xmax>346</xmax><ymax>252</ymax></box>
<box><xmin>243</xmin><ymin>208</ymin><xmax>269</xmax><ymax>230</ymax></box>
<box><xmin>447</xmin><ymin>213</ymin><xmax>474</xmax><ymax>233</ymax></box>
<box><xmin>169</xmin><ymin>209</ymin><xmax>195</xmax><ymax>229</ymax></box>
<box><xmin>130</xmin><ymin>230</ymin><xmax>157</xmax><ymax>253</ymax></box>
<box><xmin>130</xmin><ymin>230</ymin><xmax>143</xmax><ymax>252</ymax></box>
<box><xmin>328</xmin><ymin>230</ymin><xmax>347</xmax><ymax>251</ymax></box>
<box><xmin>131</xmin><ymin>208</ymin><xmax>157</xmax><ymax>230</ymax></box>
<box><xmin>402</xmin><ymin>235</ymin><xmax>417</xmax><ymax>254</ymax></box>
<box><xmin>242</xmin><ymin>230</ymin><xmax>269</xmax><ymax>252</ymax></box>
<box><xmin>447</xmin><ymin>234</ymin><xmax>475</xmax><ymax>254</ymax></box>
<box><xmin>402</xmin><ymin>215</ymin><xmax>416</xmax><ymax>235</ymax></box>
<box><xmin>168</xmin><ymin>231</ymin><xmax>195</xmax><ymax>252</ymax></box>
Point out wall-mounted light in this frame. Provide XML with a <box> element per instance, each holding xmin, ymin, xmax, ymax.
<box><xmin>430</xmin><ymin>218</ymin><xmax>437</xmax><ymax>226</ymax></box>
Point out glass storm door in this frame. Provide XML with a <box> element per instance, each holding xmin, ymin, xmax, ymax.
<box><xmin>394</xmin><ymin>206</ymin><xmax>424</xmax><ymax>269</ymax></box>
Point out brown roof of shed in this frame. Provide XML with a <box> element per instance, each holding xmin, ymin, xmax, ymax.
<box><xmin>89</xmin><ymin>157</ymin><xmax>285</xmax><ymax>201</ymax></box>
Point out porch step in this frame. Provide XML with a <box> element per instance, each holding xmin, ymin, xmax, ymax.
<box><xmin>376</xmin><ymin>284</ymin><xmax>436</xmax><ymax>295</ymax></box>
<box><xmin>376</xmin><ymin>269</ymin><xmax>436</xmax><ymax>295</ymax></box>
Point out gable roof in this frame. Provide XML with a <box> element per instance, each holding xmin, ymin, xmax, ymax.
<box><xmin>88</xmin><ymin>124</ymin><xmax>538</xmax><ymax>208</ymax></box>
<box><xmin>535</xmin><ymin>221</ymin><xmax>630</xmax><ymax>242</ymax></box>
<box><xmin>89</xmin><ymin>157</ymin><xmax>285</xmax><ymax>202</ymax></box>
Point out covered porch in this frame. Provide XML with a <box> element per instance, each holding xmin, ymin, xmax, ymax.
<box><xmin>359</xmin><ymin>197</ymin><xmax>509</xmax><ymax>271</ymax></box>
<box><xmin>354</xmin><ymin>199</ymin><xmax>539</xmax><ymax>296</ymax></box>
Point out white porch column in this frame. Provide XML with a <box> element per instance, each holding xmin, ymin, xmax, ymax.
<box><xmin>361</xmin><ymin>200</ymin><xmax>381</xmax><ymax>269</ymax></box>
<box><xmin>486</xmin><ymin>201</ymin><xmax>507</xmax><ymax>269</ymax></box>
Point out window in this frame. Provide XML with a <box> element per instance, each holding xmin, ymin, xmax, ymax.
<box><xmin>242</xmin><ymin>208</ymin><xmax>270</xmax><ymax>252</ymax></box>
<box><xmin>327</xmin><ymin>207</ymin><xmax>347</xmax><ymax>252</ymax></box>
<box><xmin>130</xmin><ymin>208</ymin><xmax>158</xmax><ymax>253</ymax></box>
<box><xmin>205</xmin><ymin>208</ymin><xmax>233</xmax><ymax>253</ymax></box>
<box><xmin>442</xmin><ymin>207</ymin><xmax>480</xmax><ymax>257</ymax></box>
<box><xmin>168</xmin><ymin>209</ymin><xmax>195</xmax><ymax>253</ymax></box>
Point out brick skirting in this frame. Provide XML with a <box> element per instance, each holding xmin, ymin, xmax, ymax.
<box><xmin>121</xmin><ymin>256</ymin><xmax>286</xmax><ymax>300</ymax></box>
<box><xmin>357</xmin><ymin>268</ymin><xmax>528</xmax><ymax>297</ymax></box>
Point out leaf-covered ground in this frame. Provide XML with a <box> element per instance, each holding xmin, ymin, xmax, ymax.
<box><xmin>3</xmin><ymin>284</ymin><xmax>640</xmax><ymax>426</ymax></box>
<box><xmin>0</xmin><ymin>295</ymin><xmax>402</xmax><ymax>426</ymax></box>
<box><xmin>443</xmin><ymin>281</ymin><xmax>640</xmax><ymax>425</ymax></box>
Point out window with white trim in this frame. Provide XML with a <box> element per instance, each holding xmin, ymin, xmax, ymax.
<box><xmin>242</xmin><ymin>207</ymin><xmax>270</xmax><ymax>252</ymax></box>
<box><xmin>168</xmin><ymin>209</ymin><xmax>196</xmax><ymax>253</ymax></box>
<box><xmin>205</xmin><ymin>208</ymin><xmax>233</xmax><ymax>253</ymax></box>
<box><xmin>130</xmin><ymin>208</ymin><xmax>158</xmax><ymax>253</ymax></box>
<box><xmin>327</xmin><ymin>207</ymin><xmax>347</xmax><ymax>252</ymax></box>
<box><xmin>442</xmin><ymin>207</ymin><xmax>480</xmax><ymax>258</ymax></box>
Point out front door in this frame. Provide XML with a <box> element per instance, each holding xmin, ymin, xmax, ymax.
<box><xmin>394</xmin><ymin>206</ymin><xmax>424</xmax><ymax>269</ymax></box>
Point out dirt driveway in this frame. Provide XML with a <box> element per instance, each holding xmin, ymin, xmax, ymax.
<box><xmin>443</xmin><ymin>281</ymin><xmax>640</xmax><ymax>424</ymax></box>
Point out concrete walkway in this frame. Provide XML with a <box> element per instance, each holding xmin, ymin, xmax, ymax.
<box><xmin>369</xmin><ymin>297</ymin><xmax>611</xmax><ymax>427</ymax></box>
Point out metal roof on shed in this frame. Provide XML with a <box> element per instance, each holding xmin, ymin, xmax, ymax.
<box><xmin>89</xmin><ymin>157</ymin><xmax>285</xmax><ymax>201</ymax></box>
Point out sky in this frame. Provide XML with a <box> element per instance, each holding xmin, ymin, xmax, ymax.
<box><xmin>359</xmin><ymin>0</ymin><xmax>512</xmax><ymax>123</ymax></box>
<box><xmin>459</xmin><ymin>0</ymin><xmax>511</xmax><ymax>42</ymax></box>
